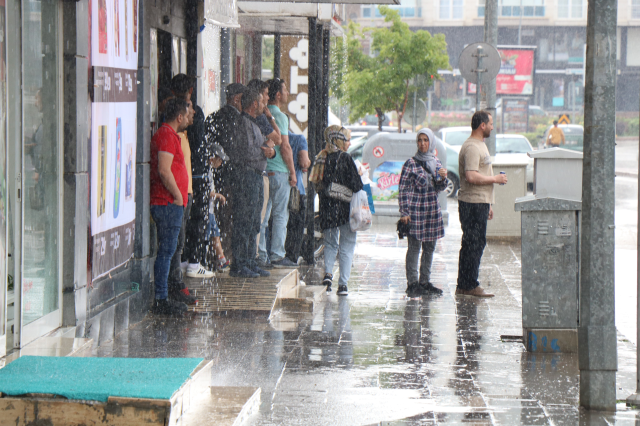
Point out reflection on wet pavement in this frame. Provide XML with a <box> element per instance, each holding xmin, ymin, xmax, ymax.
<box><xmin>90</xmin><ymin>202</ymin><xmax>640</xmax><ymax>425</ymax></box>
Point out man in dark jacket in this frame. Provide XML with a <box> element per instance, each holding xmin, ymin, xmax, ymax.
<box><xmin>204</xmin><ymin>83</ymin><xmax>245</xmax><ymax>263</ymax></box>
<box><xmin>180</xmin><ymin>75</ymin><xmax>215</xmax><ymax>279</ymax></box>
<box><xmin>229</xmin><ymin>88</ymin><xmax>276</xmax><ymax>278</ymax></box>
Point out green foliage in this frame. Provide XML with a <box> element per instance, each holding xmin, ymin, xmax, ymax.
<box><xmin>344</xmin><ymin>7</ymin><xmax>450</xmax><ymax>132</ymax></box>
<box><xmin>330</xmin><ymin>36</ymin><xmax>348</xmax><ymax>101</ymax></box>
<box><xmin>262</xmin><ymin>36</ymin><xmax>274</xmax><ymax>75</ymax></box>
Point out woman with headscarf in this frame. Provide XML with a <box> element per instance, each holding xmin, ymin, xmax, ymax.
<box><xmin>399</xmin><ymin>128</ymin><xmax>448</xmax><ymax>296</ymax></box>
<box><xmin>310</xmin><ymin>125</ymin><xmax>363</xmax><ymax>296</ymax></box>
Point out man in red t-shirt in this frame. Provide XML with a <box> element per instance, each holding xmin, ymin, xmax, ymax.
<box><xmin>150</xmin><ymin>97</ymin><xmax>190</xmax><ymax>316</ymax></box>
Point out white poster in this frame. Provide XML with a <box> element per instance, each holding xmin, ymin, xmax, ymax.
<box><xmin>91</xmin><ymin>0</ymin><xmax>138</xmax><ymax>279</ymax></box>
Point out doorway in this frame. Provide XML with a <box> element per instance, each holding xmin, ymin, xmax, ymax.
<box><xmin>6</xmin><ymin>0</ymin><xmax>63</xmax><ymax>351</ymax></box>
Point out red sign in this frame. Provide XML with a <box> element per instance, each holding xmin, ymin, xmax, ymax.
<box><xmin>373</xmin><ymin>146</ymin><xmax>385</xmax><ymax>158</ymax></box>
<box><xmin>468</xmin><ymin>48</ymin><xmax>535</xmax><ymax>96</ymax></box>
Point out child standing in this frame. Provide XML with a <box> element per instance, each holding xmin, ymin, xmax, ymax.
<box><xmin>209</xmin><ymin>144</ymin><xmax>230</xmax><ymax>271</ymax></box>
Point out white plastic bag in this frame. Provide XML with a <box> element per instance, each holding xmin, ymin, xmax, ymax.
<box><xmin>350</xmin><ymin>190</ymin><xmax>373</xmax><ymax>232</ymax></box>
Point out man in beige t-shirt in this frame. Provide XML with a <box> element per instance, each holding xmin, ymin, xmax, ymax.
<box><xmin>456</xmin><ymin>111</ymin><xmax>508</xmax><ymax>298</ymax></box>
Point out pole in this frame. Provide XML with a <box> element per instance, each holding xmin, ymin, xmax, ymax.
<box><xmin>427</xmin><ymin>91</ymin><xmax>432</xmax><ymax>127</ymax></box>
<box><xmin>626</xmin><ymin>69</ymin><xmax>640</xmax><ymax>409</ymax></box>
<box><xmin>517</xmin><ymin>0</ymin><xmax>523</xmax><ymax>45</ymax></box>
<box><xmin>305</xmin><ymin>18</ymin><xmax>319</xmax><ymax>265</ymax></box>
<box><xmin>484</xmin><ymin>0</ymin><xmax>498</xmax><ymax>156</ymax></box>
<box><xmin>475</xmin><ymin>45</ymin><xmax>483</xmax><ymax>114</ymax></box>
<box><xmin>274</xmin><ymin>35</ymin><xmax>281</xmax><ymax>79</ymax></box>
<box><xmin>579</xmin><ymin>0</ymin><xmax>618</xmax><ymax>410</ymax></box>
<box><xmin>412</xmin><ymin>89</ymin><xmax>417</xmax><ymax>132</ymax></box>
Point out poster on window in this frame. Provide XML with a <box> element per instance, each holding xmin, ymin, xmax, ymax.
<box><xmin>468</xmin><ymin>47</ymin><xmax>535</xmax><ymax>96</ymax></box>
<box><xmin>90</xmin><ymin>0</ymin><xmax>138</xmax><ymax>279</ymax></box>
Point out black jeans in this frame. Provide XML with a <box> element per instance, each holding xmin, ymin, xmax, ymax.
<box><xmin>457</xmin><ymin>201</ymin><xmax>490</xmax><ymax>290</ymax></box>
<box><xmin>285</xmin><ymin>194</ymin><xmax>307</xmax><ymax>263</ymax></box>
<box><xmin>184</xmin><ymin>177</ymin><xmax>210</xmax><ymax>266</ymax></box>
<box><xmin>231</xmin><ymin>168</ymin><xmax>263</xmax><ymax>271</ymax></box>
<box><xmin>168</xmin><ymin>194</ymin><xmax>193</xmax><ymax>289</ymax></box>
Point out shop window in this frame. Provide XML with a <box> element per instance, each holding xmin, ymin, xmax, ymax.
<box><xmin>633</xmin><ymin>0</ymin><xmax>640</xmax><ymax>19</ymax></box>
<box><xmin>362</xmin><ymin>0</ymin><xmax>422</xmax><ymax>18</ymax></box>
<box><xmin>499</xmin><ymin>0</ymin><xmax>545</xmax><ymax>16</ymax></box>
<box><xmin>478</xmin><ymin>0</ymin><xmax>485</xmax><ymax>16</ymax></box>
<box><xmin>627</xmin><ymin>28</ymin><xmax>640</xmax><ymax>66</ymax></box>
<box><xmin>558</xmin><ymin>0</ymin><xmax>584</xmax><ymax>19</ymax></box>
<box><xmin>440</xmin><ymin>0</ymin><xmax>463</xmax><ymax>19</ymax></box>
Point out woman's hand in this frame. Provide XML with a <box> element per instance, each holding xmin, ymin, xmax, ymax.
<box><xmin>213</xmin><ymin>193</ymin><xmax>227</xmax><ymax>204</ymax></box>
<box><xmin>438</xmin><ymin>168</ymin><xmax>448</xmax><ymax>179</ymax></box>
<box><xmin>400</xmin><ymin>216</ymin><xmax>410</xmax><ymax>224</ymax></box>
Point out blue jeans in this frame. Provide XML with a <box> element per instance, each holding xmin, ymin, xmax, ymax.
<box><xmin>151</xmin><ymin>203</ymin><xmax>184</xmax><ymax>299</ymax></box>
<box><xmin>324</xmin><ymin>223</ymin><xmax>357</xmax><ymax>287</ymax></box>
<box><xmin>258</xmin><ymin>171</ymin><xmax>291</xmax><ymax>263</ymax></box>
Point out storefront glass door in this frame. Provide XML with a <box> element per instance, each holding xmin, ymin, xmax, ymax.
<box><xmin>0</xmin><ymin>0</ymin><xmax>9</xmax><ymax>358</ymax></box>
<box><xmin>14</xmin><ymin>0</ymin><xmax>62</xmax><ymax>348</ymax></box>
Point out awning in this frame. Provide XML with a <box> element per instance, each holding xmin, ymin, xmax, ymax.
<box><xmin>241</xmin><ymin>0</ymin><xmax>398</xmax><ymax>3</ymax></box>
<box><xmin>238</xmin><ymin>3</ymin><xmax>349</xmax><ymax>35</ymax></box>
<box><xmin>206</xmin><ymin>0</ymin><xmax>240</xmax><ymax>28</ymax></box>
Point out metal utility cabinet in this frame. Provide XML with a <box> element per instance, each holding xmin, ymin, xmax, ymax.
<box><xmin>515</xmin><ymin>148</ymin><xmax>583</xmax><ymax>353</ymax></box>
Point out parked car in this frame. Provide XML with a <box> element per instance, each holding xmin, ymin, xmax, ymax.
<box><xmin>436</xmin><ymin>127</ymin><xmax>534</xmax><ymax>196</ymax></box>
<box><xmin>471</xmin><ymin>98</ymin><xmax>547</xmax><ymax>117</ymax></box>
<box><xmin>347</xmin><ymin>132</ymin><xmax>368</xmax><ymax>163</ymax></box>
<box><xmin>360</xmin><ymin>132</ymin><xmax>448</xmax><ymax>218</ymax></box>
<box><xmin>435</xmin><ymin>127</ymin><xmax>472</xmax><ymax>197</ymax></box>
<box><xmin>358</xmin><ymin>113</ymin><xmax>391</xmax><ymax>127</ymax></box>
<box><xmin>541</xmin><ymin>124</ymin><xmax>584</xmax><ymax>151</ymax></box>
<box><xmin>345</xmin><ymin>125</ymin><xmax>406</xmax><ymax>137</ymax></box>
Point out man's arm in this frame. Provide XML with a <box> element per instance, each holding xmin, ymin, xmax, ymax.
<box><xmin>561</xmin><ymin>130</ymin><xmax>565</xmax><ymax>144</ymax></box>
<box><xmin>267</xmin><ymin>129</ymin><xmax>281</xmax><ymax>146</ymax></box>
<box><xmin>158</xmin><ymin>151</ymin><xmax>183</xmax><ymax>206</ymax></box>
<box><xmin>298</xmin><ymin>150</ymin><xmax>311</xmax><ymax>171</ymax></box>
<box><xmin>465</xmin><ymin>170</ymin><xmax>507</xmax><ymax>185</ymax></box>
<box><xmin>280</xmin><ymin>134</ymin><xmax>297</xmax><ymax>187</ymax></box>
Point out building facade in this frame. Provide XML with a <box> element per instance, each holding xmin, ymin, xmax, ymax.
<box><xmin>347</xmin><ymin>0</ymin><xmax>640</xmax><ymax>112</ymax></box>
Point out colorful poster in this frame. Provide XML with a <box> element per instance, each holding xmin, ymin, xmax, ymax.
<box><xmin>468</xmin><ymin>47</ymin><xmax>535</xmax><ymax>96</ymax></box>
<box><xmin>90</xmin><ymin>0</ymin><xmax>137</xmax><ymax>279</ymax></box>
<box><xmin>371</xmin><ymin>161</ymin><xmax>404</xmax><ymax>201</ymax></box>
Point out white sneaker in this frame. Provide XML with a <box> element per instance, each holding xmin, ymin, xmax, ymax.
<box><xmin>186</xmin><ymin>264</ymin><xmax>214</xmax><ymax>278</ymax></box>
<box><xmin>180</xmin><ymin>261</ymin><xmax>188</xmax><ymax>272</ymax></box>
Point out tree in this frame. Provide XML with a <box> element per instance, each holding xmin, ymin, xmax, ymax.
<box><xmin>344</xmin><ymin>7</ymin><xmax>449</xmax><ymax>132</ymax></box>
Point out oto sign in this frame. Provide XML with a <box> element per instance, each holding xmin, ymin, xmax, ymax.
<box><xmin>373</xmin><ymin>146</ymin><xmax>385</xmax><ymax>158</ymax></box>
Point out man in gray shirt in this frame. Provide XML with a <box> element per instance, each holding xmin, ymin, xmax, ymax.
<box><xmin>229</xmin><ymin>88</ymin><xmax>276</xmax><ymax>278</ymax></box>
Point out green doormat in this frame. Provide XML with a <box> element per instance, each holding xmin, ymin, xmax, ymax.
<box><xmin>0</xmin><ymin>356</ymin><xmax>205</xmax><ymax>402</ymax></box>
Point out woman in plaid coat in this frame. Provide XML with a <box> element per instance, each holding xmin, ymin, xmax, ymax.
<box><xmin>399</xmin><ymin>128</ymin><xmax>448</xmax><ymax>296</ymax></box>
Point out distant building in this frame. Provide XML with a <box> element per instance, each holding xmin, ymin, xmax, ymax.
<box><xmin>346</xmin><ymin>0</ymin><xmax>640</xmax><ymax>112</ymax></box>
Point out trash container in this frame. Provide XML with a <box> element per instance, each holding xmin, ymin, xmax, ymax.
<box><xmin>515</xmin><ymin>148</ymin><xmax>583</xmax><ymax>353</ymax></box>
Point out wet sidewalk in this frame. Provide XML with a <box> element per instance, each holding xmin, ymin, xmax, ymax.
<box><xmin>88</xmin><ymin>201</ymin><xmax>640</xmax><ymax>425</ymax></box>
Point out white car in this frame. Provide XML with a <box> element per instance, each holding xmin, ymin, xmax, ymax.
<box><xmin>436</xmin><ymin>127</ymin><xmax>534</xmax><ymax>194</ymax></box>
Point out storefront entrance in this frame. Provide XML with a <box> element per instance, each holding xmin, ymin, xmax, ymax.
<box><xmin>5</xmin><ymin>0</ymin><xmax>63</xmax><ymax>351</ymax></box>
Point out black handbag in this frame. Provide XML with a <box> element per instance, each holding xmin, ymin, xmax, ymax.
<box><xmin>324</xmin><ymin>152</ymin><xmax>354</xmax><ymax>203</ymax></box>
<box><xmin>397</xmin><ymin>219</ymin><xmax>410</xmax><ymax>239</ymax></box>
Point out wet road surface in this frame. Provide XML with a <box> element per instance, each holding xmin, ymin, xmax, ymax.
<box><xmin>91</xmin><ymin>200</ymin><xmax>640</xmax><ymax>425</ymax></box>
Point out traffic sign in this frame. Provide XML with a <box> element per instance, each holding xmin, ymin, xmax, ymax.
<box><xmin>458</xmin><ymin>43</ymin><xmax>501</xmax><ymax>84</ymax></box>
<box><xmin>373</xmin><ymin>146</ymin><xmax>385</xmax><ymax>158</ymax></box>
<box><xmin>404</xmin><ymin>99</ymin><xmax>427</xmax><ymax>126</ymax></box>
<box><xmin>558</xmin><ymin>114</ymin><xmax>571</xmax><ymax>125</ymax></box>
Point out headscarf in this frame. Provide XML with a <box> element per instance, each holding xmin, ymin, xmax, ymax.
<box><xmin>414</xmin><ymin>128</ymin><xmax>438</xmax><ymax>175</ymax></box>
<box><xmin>309</xmin><ymin>125</ymin><xmax>351</xmax><ymax>184</ymax></box>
